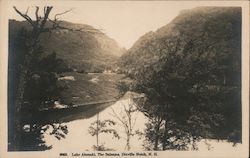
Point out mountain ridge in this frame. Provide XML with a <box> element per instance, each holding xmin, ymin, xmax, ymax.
<box><xmin>118</xmin><ymin>7</ymin><xmax>241</xmax><ymax>75</ymax></box>
<box><xmin>9</xmin><ymin>20</ymin><xmax>126</xmax><ymax>73</ymax></box>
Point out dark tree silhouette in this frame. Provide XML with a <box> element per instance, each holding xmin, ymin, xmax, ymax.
<box><xmin>9</xmin><ymin>6</ymin><xmax>100</xmax><ymax>151</ymax></box>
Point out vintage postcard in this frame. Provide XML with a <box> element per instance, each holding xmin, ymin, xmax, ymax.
<box><xmin>0</xmin><ymin>0</ymin><xmax>249</xmax><ymax>158</ymax></box>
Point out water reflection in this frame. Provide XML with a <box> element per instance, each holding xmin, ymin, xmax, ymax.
<box><xmin>43</xmin><ymin>98</ymin><xmax>147</xmax><ymax>151</ymax></box>
<box><xmin>42</xmin><ymin>98</ymin><xmax>243</xmax><ymax>151</ymax></box>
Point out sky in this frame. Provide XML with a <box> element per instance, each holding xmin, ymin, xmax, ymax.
<box><xmin>7</xmin><ymin>1</ymin><xmax>200</xmax><ymax>49</ymax></box>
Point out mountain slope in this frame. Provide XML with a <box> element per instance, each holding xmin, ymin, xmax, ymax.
<box><xmin>119</xmin><ymin>7</ymin><xmax>241</xmax><ymax>79</ymax></box>
<box><xmin>118</xmin><ymin>7</ymin><xmax>241</xmax><ymax>141</ymax></box>
<box><xmin>9</xmin><ymin>20</ymin><xmax>126</xmax><ymax>73</ymax></box>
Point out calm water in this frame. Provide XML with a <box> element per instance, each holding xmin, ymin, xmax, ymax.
<box><xmin>42</xmin><ymin>74</ymin><xmax>242</xmax><ymax>151</ymax></box>
<box><xmin>42</xmin><ymin>98</ymin><xmax>242</xmax><ymax>152</ymax></box>
<box><xmin>43</xmin><ymin>98</ymin><xmax>147</xmax><ymax>151</ymax></box>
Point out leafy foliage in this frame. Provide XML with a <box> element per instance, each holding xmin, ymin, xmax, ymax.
<box><xmin>119</xmin><ymin>7</ymin><xmax>241</xmax><ymax>150</ymax></box>
<box><xmin>88</xmin><ymin>116</ymin><xmax>120</xmax><ymax>151</ymax></box>
<box><xmin>9</xmin><ymin>28</ymin><xmax>69</xmax><ymax>150</ymax></box>
<box><xmin>88</xmin><ymin>119</ymin><xmax>120</xmax><ymax>139</ymax></box>
<box><xmin>8</xmin><ymin>7</ymin><xmax>72</xmax><ymax>150</ymax></box>
<box><xmin>92</xmin><ymin>145</ymin><xmax>115</xmax><ymax>151</ymax></box>
<box><xmin>19</xmin><ymin>123</ymin><xmax>68</xmax><ymax>151</ymax></box>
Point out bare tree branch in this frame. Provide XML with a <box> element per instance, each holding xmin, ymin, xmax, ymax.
<box><xmin>13</xmin><ymin>6</ymin><xmax>34</xmax><ymax>27</ymax></box>
<box><xmin>35</xmin><ymin>6</ymin><xmax>39</xmax><ymax>22</ymax></box>
<box><xmin>25</xmin><ymin>7</ymin><xmax>29</xmax><ymax>15</ymax></box>
<box><xmin>131</xmin><ymin>111</ymin><xmax>139</xmax><ymax>131</ymax></box>
<box><xmin>54</xmin><ymin>8</ymin><xmax>73</xmax><ymax>20</ymax></box>
<box><xmin>47</xmin><ymin>19</ymin><xmax>104</xmax><ymax>34</ymax></box>
<box><xmin>40</xmin><ymin>6</ymin><xmax>53</xmax><ymax>31</ymax></box>
<box><xmin>14</xmin><ymin>6</ymin><xmax>104</xmax><ymax>36</ymax></box>
<box><xmin>110</xmin><ymin>107</ymin><xmax>127</xmax><ymax>127</ymax></box>
<box><xmin>43</xmin><ymin>6</ymin><xmax>46</xmax><ymax>17</ymax></box>
<box><xmin>110</xmin><ymin>100</ymin><xmax>138</xmax><ymax>151</ymax></box>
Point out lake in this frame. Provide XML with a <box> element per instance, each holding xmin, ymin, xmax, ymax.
<box><xmin>41</xmin><ymin>73</ymin><xmax>242</xmax><ymax>151</ymax></box>
<box><xmin>42</xmin><ymin>98</ymin><xmax>242</xmax><ymax>152</ymax></box>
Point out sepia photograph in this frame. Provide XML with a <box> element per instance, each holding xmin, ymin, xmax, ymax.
<box><xmin>0</xmin><ymin>0</ymin><xmax>249</xmax><ymax>158</ymax></box>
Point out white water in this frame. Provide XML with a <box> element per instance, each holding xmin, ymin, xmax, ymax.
<box><xmin>43</xmin><ymin>99</ymin><xmax>242</xmax><ymax>152</ymax></box>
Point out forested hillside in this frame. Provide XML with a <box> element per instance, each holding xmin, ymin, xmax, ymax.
<box><xmin>118</xmin><ymin>7</ymin><xmax>241</xmax><ymax>149</ymax></box>
<box><xmin>9</xmin><ymin>20</ymin><xmax>126</xmax><ymax>73</ymax></box>
<box><xmin>8</xmin><ymin>6</ymin><xmax>242</xmax><ymax>151</ymax></box>
<box><xmin>8</xmin><ymin>17</ymin><xmax>125</xmax><ymax>151</ymax></box>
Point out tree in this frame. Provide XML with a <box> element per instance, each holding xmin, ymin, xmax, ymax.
<box><xmin>124</xmin><ymin>8</ymin><xmax>241</xmax><ymax>150</ymax></box>
<box><xmin>11</xmin><ymin>6</ymin><xmax>54</xmax><ymax>150</ymax></box>
<box><xmin>132</xmin><ymin>34</ymin><xmax>237</xmax><ymax>150</ymax></box>
<box><xmin>110</xmin><ymin>99</ymin><xmax>138</xmax><ymax>151</ymax></box>
<box><xmin>9</xmin><ymin>25</ymin><xmax>69</xmax><ymax>151</ymax></box>
<box><xmin>10</xmin><ymin>6</ymin><xmax>99</xmax><ymax>150</ymax></box>
<box><xmin>88</xmin><ymin>113</ymin><xmax>120</xmax><ymax>151</ymax></box>
<box><xmin>19</xmin><ymin>123</ymin><xmax>68</xmax><ymax>151</ymax></box>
